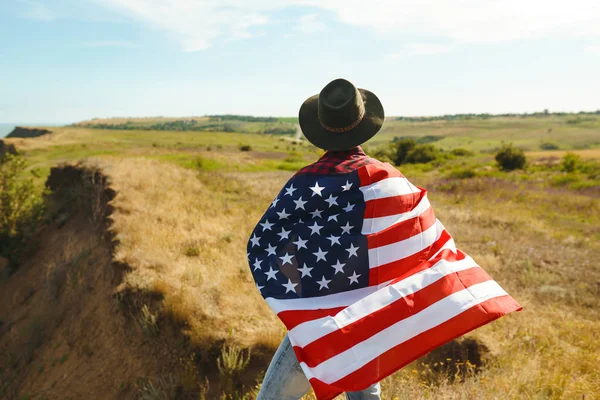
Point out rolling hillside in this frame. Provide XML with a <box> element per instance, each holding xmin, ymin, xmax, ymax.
<box><xmin>1</xmin><ymin>118</ymin><xmax>599</xmax><ymax>399</ymax></box>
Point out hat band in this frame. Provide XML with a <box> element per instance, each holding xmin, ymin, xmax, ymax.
<box><xmin>318</xmin><ymin>106</ymin><xmax>365</xmax><ymax>133</ymax></box>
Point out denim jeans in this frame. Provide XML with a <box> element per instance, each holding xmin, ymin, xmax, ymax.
<box><xmin>256</xmin><ymin>334</ymin><xmax>381</xmax><ymax>400</ymax></box>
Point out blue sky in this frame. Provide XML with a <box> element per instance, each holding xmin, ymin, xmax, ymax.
<box><xmin>1</xmin><ymin>0</ymin><xmax>600</xmax><ymax>124</ymax></box>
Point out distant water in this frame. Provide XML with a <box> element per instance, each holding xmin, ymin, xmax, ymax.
<box><xmin>0</xmin><ymin>124</ymin><xmax>15</xmax><ymax>138</ymax></box>
<box><xmin>0</xmin><ymin>123</ymin><xmax>67</xmax><ymax>138</ymax></box>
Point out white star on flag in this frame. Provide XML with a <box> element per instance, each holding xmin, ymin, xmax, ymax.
<box><xmin>331</xmin><ymin>260</ymin><xmax>346</xmax><ymax>274</ymax></box>
<box><xmin>310</xmin><ymin>182</ymin><xmax>325</xmax><ymax>197</ymax></box>
<box><xmin>253</xmin><ymin>259</ymin><xmax>262</xmax><ymax>271</ymax></box>
<box><xmin>265</xmin><ymin>243</ymin><xmax>277</xmax><ymax>256</ymax></box>
<box><xmin>308</xmin><ymin>221</ymin><xmax>323</xmax><ymax>235</ymax></box>
<box><xmin>298</xmin><ymin>263</ymin><xmax>313</xmax><ymax>278</ymax></box>
<box><xmin>276</xmin><ymin>209</ymin><xmax>291</xmax><ymax>220</ymax></box>
<box><xmin>277</xmin><ymin>227</ymin><xmax>291</xmax><ymax>241</ymax></box>
<box><xmin>279</xmin><ymin>252</ymin><xmax>294</xmax><ymax>265</ymax></box>
<box><xmin>348</xmin><ymin>271</ymin><xmax>361</xmax><ymax>284</ymax></box>
<box><xmin>250</xmin><ymin>234</ymin><xmax>261</xmax><ymax>247</ymax></box>
<box><xmin>282</xmin><ymin>278</ymin><xmax>298</xmax><ymax>293</ymax></box>
<box><xmin>313</xmin><ymin>247</ymin><xmax>328</xmax><ymax>262</ymax></box>
<box><xmin>256</xmin><ymin>283</ymin><xmax>264</xmax><ymax>292</ymax></box>
<box><xmin>346</xmin><ymin>243</ymin><xmax>359</xmax><ymax>258</ymax></box>
<box><xmin>265</xmin><ymin>266</ymin><xmax>278</xmax><ymax>281</ymax></box>
<box><xmin>270</xmin><ymin>197</ymin><xmax>279</xmax><ymax>208</ymax></box>
<box><xmin>285</xmin><ymin>184</ymin><xmax>297</xmax><ymax>196</ymax></box>
<box><xmin>317</xmin><ymin>275</ymin><xmax>331</xmax><ymax>290</ymax></box>
<box><xmin>325</xmin><ymin>194</ymin><xmax>338</xmax><ymax>207</ymax></box>
<box><xmin>293</xmin><ymin>197</ymin><xmax>307</xmax><ymax>210</ymax></box>
<box><xmin>327</xmin><ymin>214</ymin><xmax>339</xmax><ymax>222</ymax></box>
<box><xmin>310</xmin><ymin>209</ymin><xmax>323</xmax><ymax>219</ymax></box>
<box><xmin>343</xmin><ymin>202</ymin><xmax>355</xmax><ymax>213</ymax></box>
<box><xmin>341</xmin><ymin>180</ymin><xmax>353</xmax><ymax>191</ymax></box>
<box><xmin>341</xmin><ymin>222</ymin><xmax>354</xmax><ymax>235</ymax></box>
<box><xmin>326</xmin><ymin>234</ymin><xmax>341</xmax><ymax>246</ymax></box>
<box><xmin>259</xmin><ymin>219</ymin><xmax>274</xmax><ymax>231</ymax></box>
<box><xmin>293</xmin><ymin>236</ymin><xmax>308</xmax><ymax>250</ymax></box>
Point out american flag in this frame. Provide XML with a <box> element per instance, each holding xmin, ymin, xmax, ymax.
<box><xmin>247</xmin><ymin>161</ymin><xmax>522</xmax><ymax>400</ymax></box>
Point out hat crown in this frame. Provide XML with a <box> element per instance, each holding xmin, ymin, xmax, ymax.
<box><xmin>318</xmin><ymin>79</ymin><xmax>365</xmax><ymax>131</ymax></box>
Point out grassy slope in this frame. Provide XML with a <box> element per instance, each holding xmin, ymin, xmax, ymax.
<box><xmin>4</xmin><ymin>121</ymin><xmax>600</xmax><ymax>399</ymax></box>
<box><xmin>372</xmin><ymin>115</ymin><xmax>600</xmax><ymax>151</ymax></box>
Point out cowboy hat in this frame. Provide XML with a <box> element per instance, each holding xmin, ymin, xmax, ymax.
<box><xmin>299</xmin><ymin>78</ymin><xmax>384</xmax><ymax>151</ymax></box>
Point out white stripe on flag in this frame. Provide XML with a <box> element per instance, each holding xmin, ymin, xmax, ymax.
<box><xmin>359</xmin><ymin>177</ymin><xmax>420</xmax><ymax>201</ymax></box>
<box><xmin>288</xmin><ymin>256</ymin><xmax>478</xmax><ymax>347</ymax></box>
<box><xmin>265</xmin><ymin>283</ymin><xmax>388</xmax><ymax>313</ymax></box>
<box><xmin>361</xmin><ymin>195</ymin><xmax>432</xmax><ymax>235</ymax></box>
<box><xmin>299</xmin><ymin>280</ymin><xmax>508</xmax><ymax>384</ymax></box>
<box><xmin>368</xmin><ymin>219</ymin><xmax>442</xmax><ymax>269</ymax></box>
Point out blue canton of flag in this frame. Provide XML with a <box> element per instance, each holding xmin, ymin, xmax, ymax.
<box><xmin>247</xmin><ymin>172</ymin><xmax>368</xmax><ymax>300</ymax></box>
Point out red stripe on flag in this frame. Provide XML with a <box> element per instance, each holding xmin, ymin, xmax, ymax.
<box><xmin>278</xmin><ymin>307</ymin><xmax>346</xmax><ymax>330</ymax></box>
<box><xmin>366</xmin><ymin>206</ymin><xmax>437</xmax><ymax>249</ymax></box>
<box><xmin>364</xmin><ymin>190</ymin><xmax>425</xmax><ymax>219</ymax></box>
<box><xmin>357</xmin><ymin>163</ymin><xmax>404</xmax><ymax>187</ymax></box>
<box><xmin>293</xmin><ymin>266</ymin><xmax>490</xmax><ymax>367</ymax></box>
<box><xmin>310</xmin><ymin>295</ymin><xmax>523</xmax><ymax>399</ymax></box>
<box><xmin>368</xmin><ymin>230</ymin><xmax>454</xmax><ymax>286</ymax></box>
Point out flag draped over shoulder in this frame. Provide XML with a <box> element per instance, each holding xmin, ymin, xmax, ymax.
<box><xmin>247</xmin><ymin>152</ymin><xmax>522</xmax><ymax>400</ymax></box>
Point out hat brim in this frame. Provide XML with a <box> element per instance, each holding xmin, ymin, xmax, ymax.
<box><xmin>298</xmin><ymin>88</ymin><xmax>384</xmax><ymax>151</ymax></box>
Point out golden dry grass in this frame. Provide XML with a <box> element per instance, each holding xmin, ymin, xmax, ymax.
<box><xmin>102</xmin><ymin>158</ymin><xmax>287</xmax><ymax>350</ymax></box>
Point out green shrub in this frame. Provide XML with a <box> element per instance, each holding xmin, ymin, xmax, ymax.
<box><xmin>551</xmin><ymin>173</ymin><xmax>580</xmax><ymax>187</ymax></box>
<box><xmin>561</xmin><ymin>152</ymin><xmax>581</xmax><ymax>173</ymax></box>
<box><xmin>393</xmin><ymin>138</ymin><xmax>417</xmax><ymax>165</ymax></box>
<box><xmin>495</xmin><ymin>144</ymin><xmax>527</xmax><ymax>171</ymax></box>
<box><xmin>540</xmin><ymin>142</ymin><xmax>559</xmax><ymax>150</ymax></box>
<box><xmin>0</xmin><ymin>154</ymin><xmax>45</xmax><ymax>268</ymax></box>
<box><xmin>450</xmin><ymin>148</ymin><xmax>474</xmax><ymax>157</ymax></box>
<box><xmin>405</xmin><ymin>144</ymin><xmax>441</xmax><ymax>164</ymax></box>
<box><xmin>582</xmin><ymin>162</ymin><xmax>600</xmax><ymax>180</ymax></box>
<box><xmin>370</xmin><ymin>146</ymin><xmax>396</xmax><ymax>164</ymax></box>
<box><xmin>239</xmin><ymin>145</ymin><xmax>252</xmax><ymax>152</ymax></box>
<box><xmin>447</xmin><ymin>167</ymin><xmax>477</xmax><ymax>179</ymax></box>
<box><xmin>217</xmin><ymin>345</ymin><xmax>252</xmax><ymax>394</ymax></box>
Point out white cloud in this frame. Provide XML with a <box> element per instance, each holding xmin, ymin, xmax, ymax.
<box><xmin>296</xmin><ymin>14</ymin><xmax>325</xmax><ymax>34</ymax></box>
<box><xmin>93</xmin><ymin>0</ymin><xmax>600</xmax><ymax>51</ymax></box>
<box><xmin>585</xmin><ymin>45</ymin><xmax>600</xmax><ymax>53</ymax></box>
<box><xmin>405</xmin><ymin>43</ymin><xmax>452</xmax><ymax>55</ymax></box>
<box><xmin>311</xmin><ymin>0</ymin><xmax>600</xmax><ymax>43</ymax></box>
<box><xmin>83</xmin><ymin>40</ymin><xmax>134</xmax><ymax>48</ymax></box>
<box><xmin>94</xmin><ymin>0</ymin><xmax>270</xmax><ymax>51</ymax></box>
<box><xmin>20</xmin><ymin>0</ymin><xmax>56</xmax><ymax>21</ymax></box>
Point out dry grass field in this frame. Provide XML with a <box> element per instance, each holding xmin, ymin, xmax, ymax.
<box><xmin>1</xmin><ymin>120</ymin><xmax>599</xmax><ymax>399</ymax></box>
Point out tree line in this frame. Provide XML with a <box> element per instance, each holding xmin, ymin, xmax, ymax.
<box><xmin>395</xmin><ymin>110</ymin><xmax>600</xmax><ymax>122</ymax></box>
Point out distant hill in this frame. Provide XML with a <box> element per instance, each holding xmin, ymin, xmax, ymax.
<box><xmin>74</xmin><ymin>115</ymin><xmax>298</xmax><ymax>135</ymax></box>
<box><xmin>7</xmin><ymin>126</ymin><xmax>52</xmax><ymax>138</ymax></box>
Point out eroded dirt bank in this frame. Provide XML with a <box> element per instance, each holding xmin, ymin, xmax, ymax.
<box><xmin>0</xmin><ymin>165</ymin><xmax>184</xmax><ymax>399</ymax></box>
